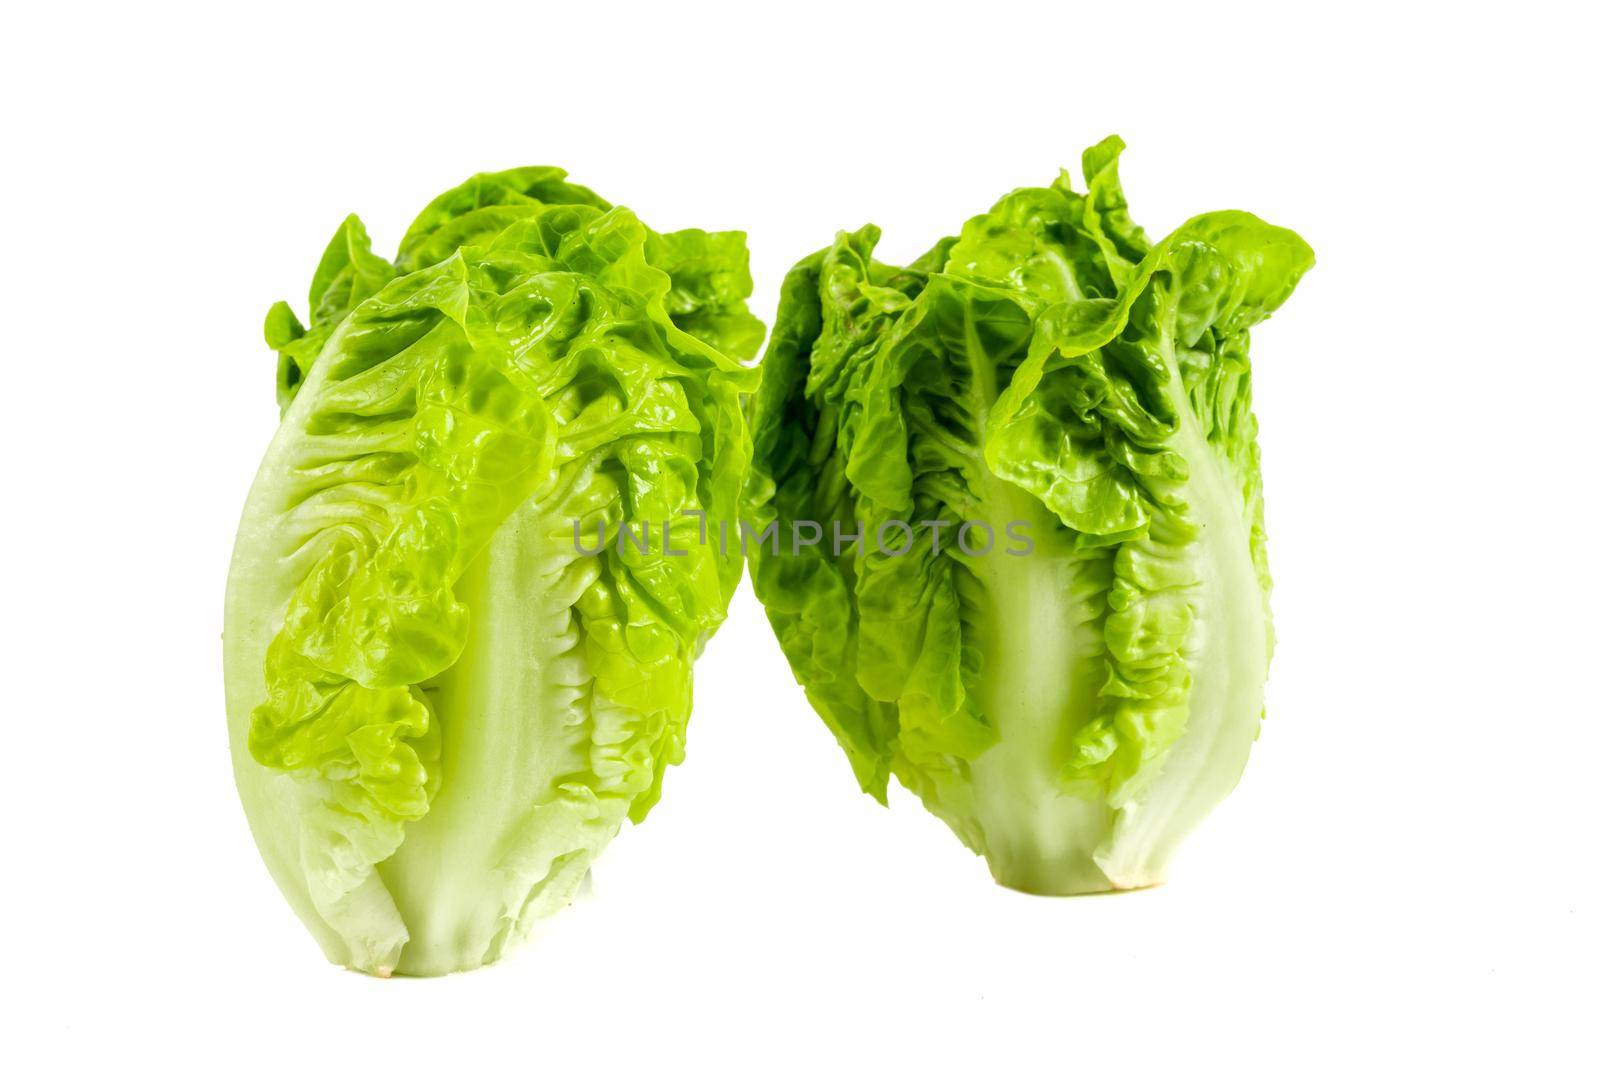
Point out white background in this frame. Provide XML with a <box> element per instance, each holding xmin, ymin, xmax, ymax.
<box><xmin>4</xmin><ymin>1</ymin><xmax>1596</xmax><ymax>1061</ymax></box>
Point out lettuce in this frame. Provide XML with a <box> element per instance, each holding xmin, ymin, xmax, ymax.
<box><xmin>225</xmin><ymin>168</ymin><xmax>761</xmax><ymax>974</ymax></box>
<box><xmin>744</xmin><ymin>138</ymin><xmax>1311</xmax><ymax>893</ymax></box>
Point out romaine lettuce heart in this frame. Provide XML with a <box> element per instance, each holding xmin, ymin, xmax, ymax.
<box><xmin>226</xmin><ymin>170</ymin><xmax>760</xmax><ymax>975</ymax></box>
<box><xmin>745</xmin><ymin>137</ymin><xmax>1311</xmax><ymax>893</ymax></box>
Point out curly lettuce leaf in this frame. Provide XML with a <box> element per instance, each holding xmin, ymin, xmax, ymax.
<box><xmin>646</xmin><ymin>228</ymin><xmax>767</xmax><ymax>361</ymax></box>
<box><xmin>265</xmin><ymin>214</ymin><xmax>398</xmax><ymax>411</ymax></box>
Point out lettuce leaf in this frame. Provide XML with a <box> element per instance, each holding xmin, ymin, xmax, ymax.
<box><xmin>745</xmin><ymin>138</ymin><xmax>1311</xmax><ymax>892</ymax></box>
<box><xmin>226</xmin><ymin>170</ymin><xmax>759</xmax><ymax>974</ymax></box>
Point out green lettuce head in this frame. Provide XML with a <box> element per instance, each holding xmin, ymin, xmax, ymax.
<box><xmin>225</xmin><ymin>169</ymin><xmax>761</xmax><ymax>974</ymax></box>
<box><xmin>744</xmin><ymin>138</ymin><xmax>1311</xmax><ymax>893</ymax></box>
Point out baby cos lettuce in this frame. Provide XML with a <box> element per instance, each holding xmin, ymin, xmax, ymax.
<box><xmin>745</xmin><ymin>138</ymin><xmax>1312</xmax><ymax>893</ymax></box>
<box><xmin>224</xmin><ymin>169</ymin><xmax>761</xmax><ymax>974</ymax></box>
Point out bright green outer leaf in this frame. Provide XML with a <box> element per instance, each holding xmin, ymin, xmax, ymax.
<box><xmin>745</xmin><ymin>138</ymin><xmax>1311</xmax><ymax>893</ymax></box>
<box><xmin>645</xmin><ymin>227</ymin><xmax>767</xmax><ymax>362</ymax></box>
<box><xmin>265</xmin><ymin>214</ymin><xmax>398</xmax><ymax>411</ymax></box>
<box><xmin>226</xmin><ymin>174</ymin><xmax>759</xmax><ymax>975</ymax></box>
